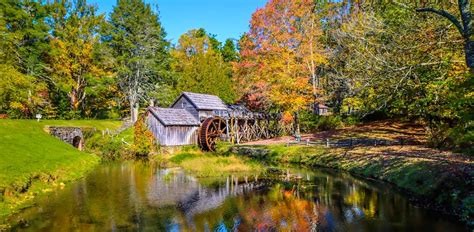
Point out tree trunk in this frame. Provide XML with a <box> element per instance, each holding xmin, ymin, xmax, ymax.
<box><xmin>130</xmin><ymin>101</ymin><xmax>139</xmax><ymax>123</ymax></box>
<box><xmin>70</xmin><ymin>88</ymin><xmax>78</xmax><ymax>111</ymax></box>
<box><xmin>293</xmin><ymin>112</ymin><xmax>300</xmax><ymax>136</ymax></box>
<box><xmin>465</xmin><ymin>40</ymin><xmax>474</xmax><ymax>73</ymax></box>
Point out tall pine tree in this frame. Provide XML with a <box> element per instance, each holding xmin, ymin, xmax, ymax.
<box><xmin>106</xmin><ymin>0</ymin><xmax>171</xmax><ymax>122</ymax></box>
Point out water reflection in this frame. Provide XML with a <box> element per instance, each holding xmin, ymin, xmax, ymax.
<box><xmin>10</xmin><ymin>162</ymin><xmax>467</xmax><ymax>231</ymax></box>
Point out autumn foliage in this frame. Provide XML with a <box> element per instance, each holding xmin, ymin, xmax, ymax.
<box><xmin>234</xmin><ymin>0</ymin><xmax>326</xmax><ymax>122</ymax></box>
<box><xmin>133</xmin><ymin>116</ymin><xmax>156</xmax><ymax>156</ymax></box>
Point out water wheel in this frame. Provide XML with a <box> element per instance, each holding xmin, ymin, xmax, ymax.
<box><xmin>198</xmin><ymin>117</ymin><xmax>227</xmax><ymax>151</ymax></box>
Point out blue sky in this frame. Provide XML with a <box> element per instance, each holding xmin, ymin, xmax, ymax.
<box><xmin>89</xmin><ymin>0</ymin><xmax>267</xmax><ymax>44</ymax></box>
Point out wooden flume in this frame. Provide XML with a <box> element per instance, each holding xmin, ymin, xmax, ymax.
<box><xmin>197</xmin><ymin>108</ymin><xmax>292</xmax><ymax>151</ymax></box>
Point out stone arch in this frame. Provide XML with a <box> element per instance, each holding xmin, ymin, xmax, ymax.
<box><xmin>47</xmin><ymin>126</ymin><xmax>84</xmax><ymax>151</ymax></box>
<box><xmin>72</xmin><ymin>136</ymin><xmax>83</xmax><ymax>150</ymax></box>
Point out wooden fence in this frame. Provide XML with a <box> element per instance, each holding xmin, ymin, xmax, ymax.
<box><xmin>286</xmin><ymin>137</ymin><xmax>416</xmax><ymax>148</ymax></box>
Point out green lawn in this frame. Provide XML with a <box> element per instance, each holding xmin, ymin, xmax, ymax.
<box><xmin>0</xmin><ymin>119</ymin><xmax>122</xmax><ymax>223</ymax></box>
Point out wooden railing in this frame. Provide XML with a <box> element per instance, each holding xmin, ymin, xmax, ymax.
<box><xmin>286</xmin><ymin>137</ymin><xmax>417</xmax><ymax>148</ymax></box>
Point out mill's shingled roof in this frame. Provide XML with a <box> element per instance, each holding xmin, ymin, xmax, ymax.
<box><xmin>148</xmin><ymin>107</ymin><xmax>200</xmax><ymax>126</ymax></box>
<box><xmin>172</xmin><ymin>92</ymin><xmax>228</xmax><ymax>110</ymax></box>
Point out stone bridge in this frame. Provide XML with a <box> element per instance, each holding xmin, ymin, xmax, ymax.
<box><xmin>46</xmin><ymin>126</ymin><xmax>84</xmax><ymax>150</ymax></box>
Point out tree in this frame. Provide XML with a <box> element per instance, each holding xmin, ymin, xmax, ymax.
<box><xmin>47</xmin><ymin>0</ymin><xmax>109</xmax><ymax>116</ymax></box>
<box><xmin>107</xmin><ymin>0</ymin><xmax>171</xmax><ymax>123</ymax></box>
<box><xmin>172</xmin><ymin>29</ymin><xmax>236</xmax><ymax>103</ymax></box>
<box><xmin>0</xmin><ymin>0</ymin><xmax>51</xmax><ymax>117</ymax></box>
<box><xmin>0</xmin><ymin>0</ymin><xmax>50</xmax><ymax>77</ymax></box>
<box><xmin>234</xmin><ymin>0</ymin><xmax>326</xmax><ymax>133</ymax></box>
<box><xmin>0</xmin><ymin>64</ymin><xmax>47</xmax><ymax>118</ymax></box>
<box><xmin>416</xmin><ymin>0</ymin><xmax>473</xmax><ymax>73</ymax></box>
<box><xmin>221</xmin><ymin>39</ymin><xmax>239</xmax><ymax>62</ymax></box>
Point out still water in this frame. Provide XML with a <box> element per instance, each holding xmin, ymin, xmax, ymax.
<box><xmin>10</xmin><ymin>162</ymin><xmax>467</xmax><ymax>231</ymax></box>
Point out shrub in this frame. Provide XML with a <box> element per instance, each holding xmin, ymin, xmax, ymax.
<box><xmin>343</xmin><ymin>115</ymin><xmax>360</xmax><ymax>126</ymax></box>
<box><xmin>299</xmin><ymin>110</ymin><xmax>320</xmax><ymax>133</ymax></box>
<box><xmin>133</xmin><ymin>116</ymin><xmax>157</xmax><ymax>156</ymax></box>
<box><xmin>299</xmin><ymin>111</ymin><xmax>344</xmax><ymax>132</ymax></box>
<box><xmin>315</xmin><ymin>116</ymin><xmax>343</xmax><ymax>131</ymax></box>
<box><xmin>450</xmin><ymin>121</ymin><xmax>474</xmax><ymax>155</ymax></box>
<box><xmin>84</xmin><ymin>133</ymin><xmax>129</xmax><ymax>160</ymax></box>
<box><xmin>426</xmin><ymin>122</ymin><xmax>452</xmax><ymax>149</ymax></box>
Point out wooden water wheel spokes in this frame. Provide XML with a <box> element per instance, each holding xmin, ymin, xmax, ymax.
<box><xmin>199</xmin><ymin>117</ymin><xmax>227</xmax><ymax>151</ymax></box>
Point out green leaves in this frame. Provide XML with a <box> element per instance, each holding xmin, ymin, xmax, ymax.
<box><xmin>107</xmin><ymin>0</ymin><xmax>172</xmax><ymax>116</ymax></box>
<box><xmin>172</xmin><ymin>29</ymin><xmax>236</xmax><ymax>103</ymax></box>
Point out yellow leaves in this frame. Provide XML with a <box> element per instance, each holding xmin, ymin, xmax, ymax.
<box><xmin>49</xmin><ymin>33</ymin><xmax>109</xmax><ymax>111</ymax></box>
<box><xmin>9</xmin><ymin>102</ymin><xmax>26</xmax><ymax>111</ymax></box>
<box><xmin>234</xmin><ymin>0</ymin><xmax>327</xmax><ymax>114</ymax></box>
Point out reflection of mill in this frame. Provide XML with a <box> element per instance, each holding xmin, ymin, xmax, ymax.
<box><xmin>146</xmin><ymin>169</ymin><xmax>267</xmax><ymax>218</ymax></box>
<box><xmin>177</xmin><ymin>175</ymin><xmax>266</xmax><ymax>218</ymax></box>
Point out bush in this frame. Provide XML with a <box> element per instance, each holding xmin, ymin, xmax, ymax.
<box><xmin>133</xmin><ymin>116</ymin><xmax>157</xmax><ymax>156</ymax></box>
<box><xmin>343</xmin><ymin>115</ymin><xmax>360</xmax><ymax>126</ymax></box>
<box><xmin>299</xmin><ymin>111</ymin><xmax>344</xmax><ymax>132</ymax></box>
<box><xmin>84</xmin><ymin>133</ymin><xmax>130</xmax><ymax>160</ymax></box>
<box><xmin>315</xmin><ymin>116</ymin><xmax>343</xmax><ymax>131</ymax></box>
<box><xmin>450</xmin><ymin>121</ymin><xmax>474</xmax><ymax>155</ymax></box>
<box><xmin>299</xmin><ymin>110</ymin><xmax>320</xmax><ymax>133</ymax></box>
<box><xmin>427</xmin><ymin>122</ymin><xmax>452</xmax><ymax>149</ymax></box>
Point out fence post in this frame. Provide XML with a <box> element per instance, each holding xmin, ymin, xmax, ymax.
<box><xmin>306</xmin><ymin>139</ymin><xmax>309</xmax><ymax>146</ymax></box>
<box><xmin>326</xmin><ymin>138</ymin><xmax>330</xmax><ymax>148</ymax></box>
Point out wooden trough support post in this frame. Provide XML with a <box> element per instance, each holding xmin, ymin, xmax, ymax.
<box><xmin>235</xmin><ymin>118</ymin><xmax>240</xmax><ymax>144</ymax></box>
<box><xmin>225</xmin><ymin>117</ymin><xmax>230</xmax><ymax>142</ymax></box>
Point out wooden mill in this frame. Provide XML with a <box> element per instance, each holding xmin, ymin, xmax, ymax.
<box><xmin>146</xmin><ymin>92</ymin><xmax>283</xmax><ymax>151</ymax></box>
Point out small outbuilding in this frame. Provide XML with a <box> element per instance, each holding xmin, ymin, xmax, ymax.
<box><xmin>146</xmin><ymin>107</ymin><xmax>200</xmax><ymax>146</ymax></box>
<box><xmin>315</xmin><ymin>104</ymin><xmax>330</xmax><ymax>116</ymax></box>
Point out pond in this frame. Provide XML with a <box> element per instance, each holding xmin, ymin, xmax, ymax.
<box><xmin>9</xmin><ymin>161</ymin><xmax>467</xmax><ymax>231</ymax></box>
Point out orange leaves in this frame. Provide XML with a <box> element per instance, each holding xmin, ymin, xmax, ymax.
<box><xmin>234</xmin><ymin>0</ymin><xmax>326</xmax><ymax>115</ymax></box>
<box><xmin>282</xmin><ymin>112</ymin><xmax>293</xmax><ymax>124</ymax></box>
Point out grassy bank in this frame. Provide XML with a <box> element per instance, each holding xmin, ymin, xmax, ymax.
<box><xmin>229</xmin><ymin>144</ymin><xmax>474</xmax><ymax>225</ymax></box>
<box><xmin>0</xmin><ymin>119</ymin><xmax>122</xmax><ymax>227</ymax></box>
<box><xmin>153</xmin><ymin>146</ymin><xmax>263</xmax><ymax>177</ymax></box>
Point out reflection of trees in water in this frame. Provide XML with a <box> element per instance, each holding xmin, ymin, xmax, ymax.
<box><xmin>14</xmin><ymin>164</ymin><xmax>457</xmax><ymax>232</ymax></box>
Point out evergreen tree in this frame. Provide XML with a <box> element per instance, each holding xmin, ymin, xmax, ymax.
<box><xmin>221</xmin><ymin>39</ymin><xmax>239</xmax><ymax>62</ymax></box>
<box><xmin>106</xmin><ymin>0</ymin><xmax>171</xmax><ymax>122</ymax></box>
<box><xmin>0</xmin><ymin>0</ymin><xmax>50</xmax><ymax>78</ymax></box>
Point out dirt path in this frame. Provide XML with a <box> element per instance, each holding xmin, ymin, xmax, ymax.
<box><xmin>242</xmin><ymin>120</ymin><xmax>473</xmax><ymax>165</ymax></box>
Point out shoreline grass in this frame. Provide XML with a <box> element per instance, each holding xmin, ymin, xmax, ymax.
<box><xmin>154</xmin><ymin>147</ymin><xmax>263</xmax><ymax>177</ymax></box>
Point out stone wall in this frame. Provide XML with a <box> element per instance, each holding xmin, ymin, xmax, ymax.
<box><xmin>47</xmin><ymin>126</ymin><xmax>84</xmax><ymax>150</ymax></box>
